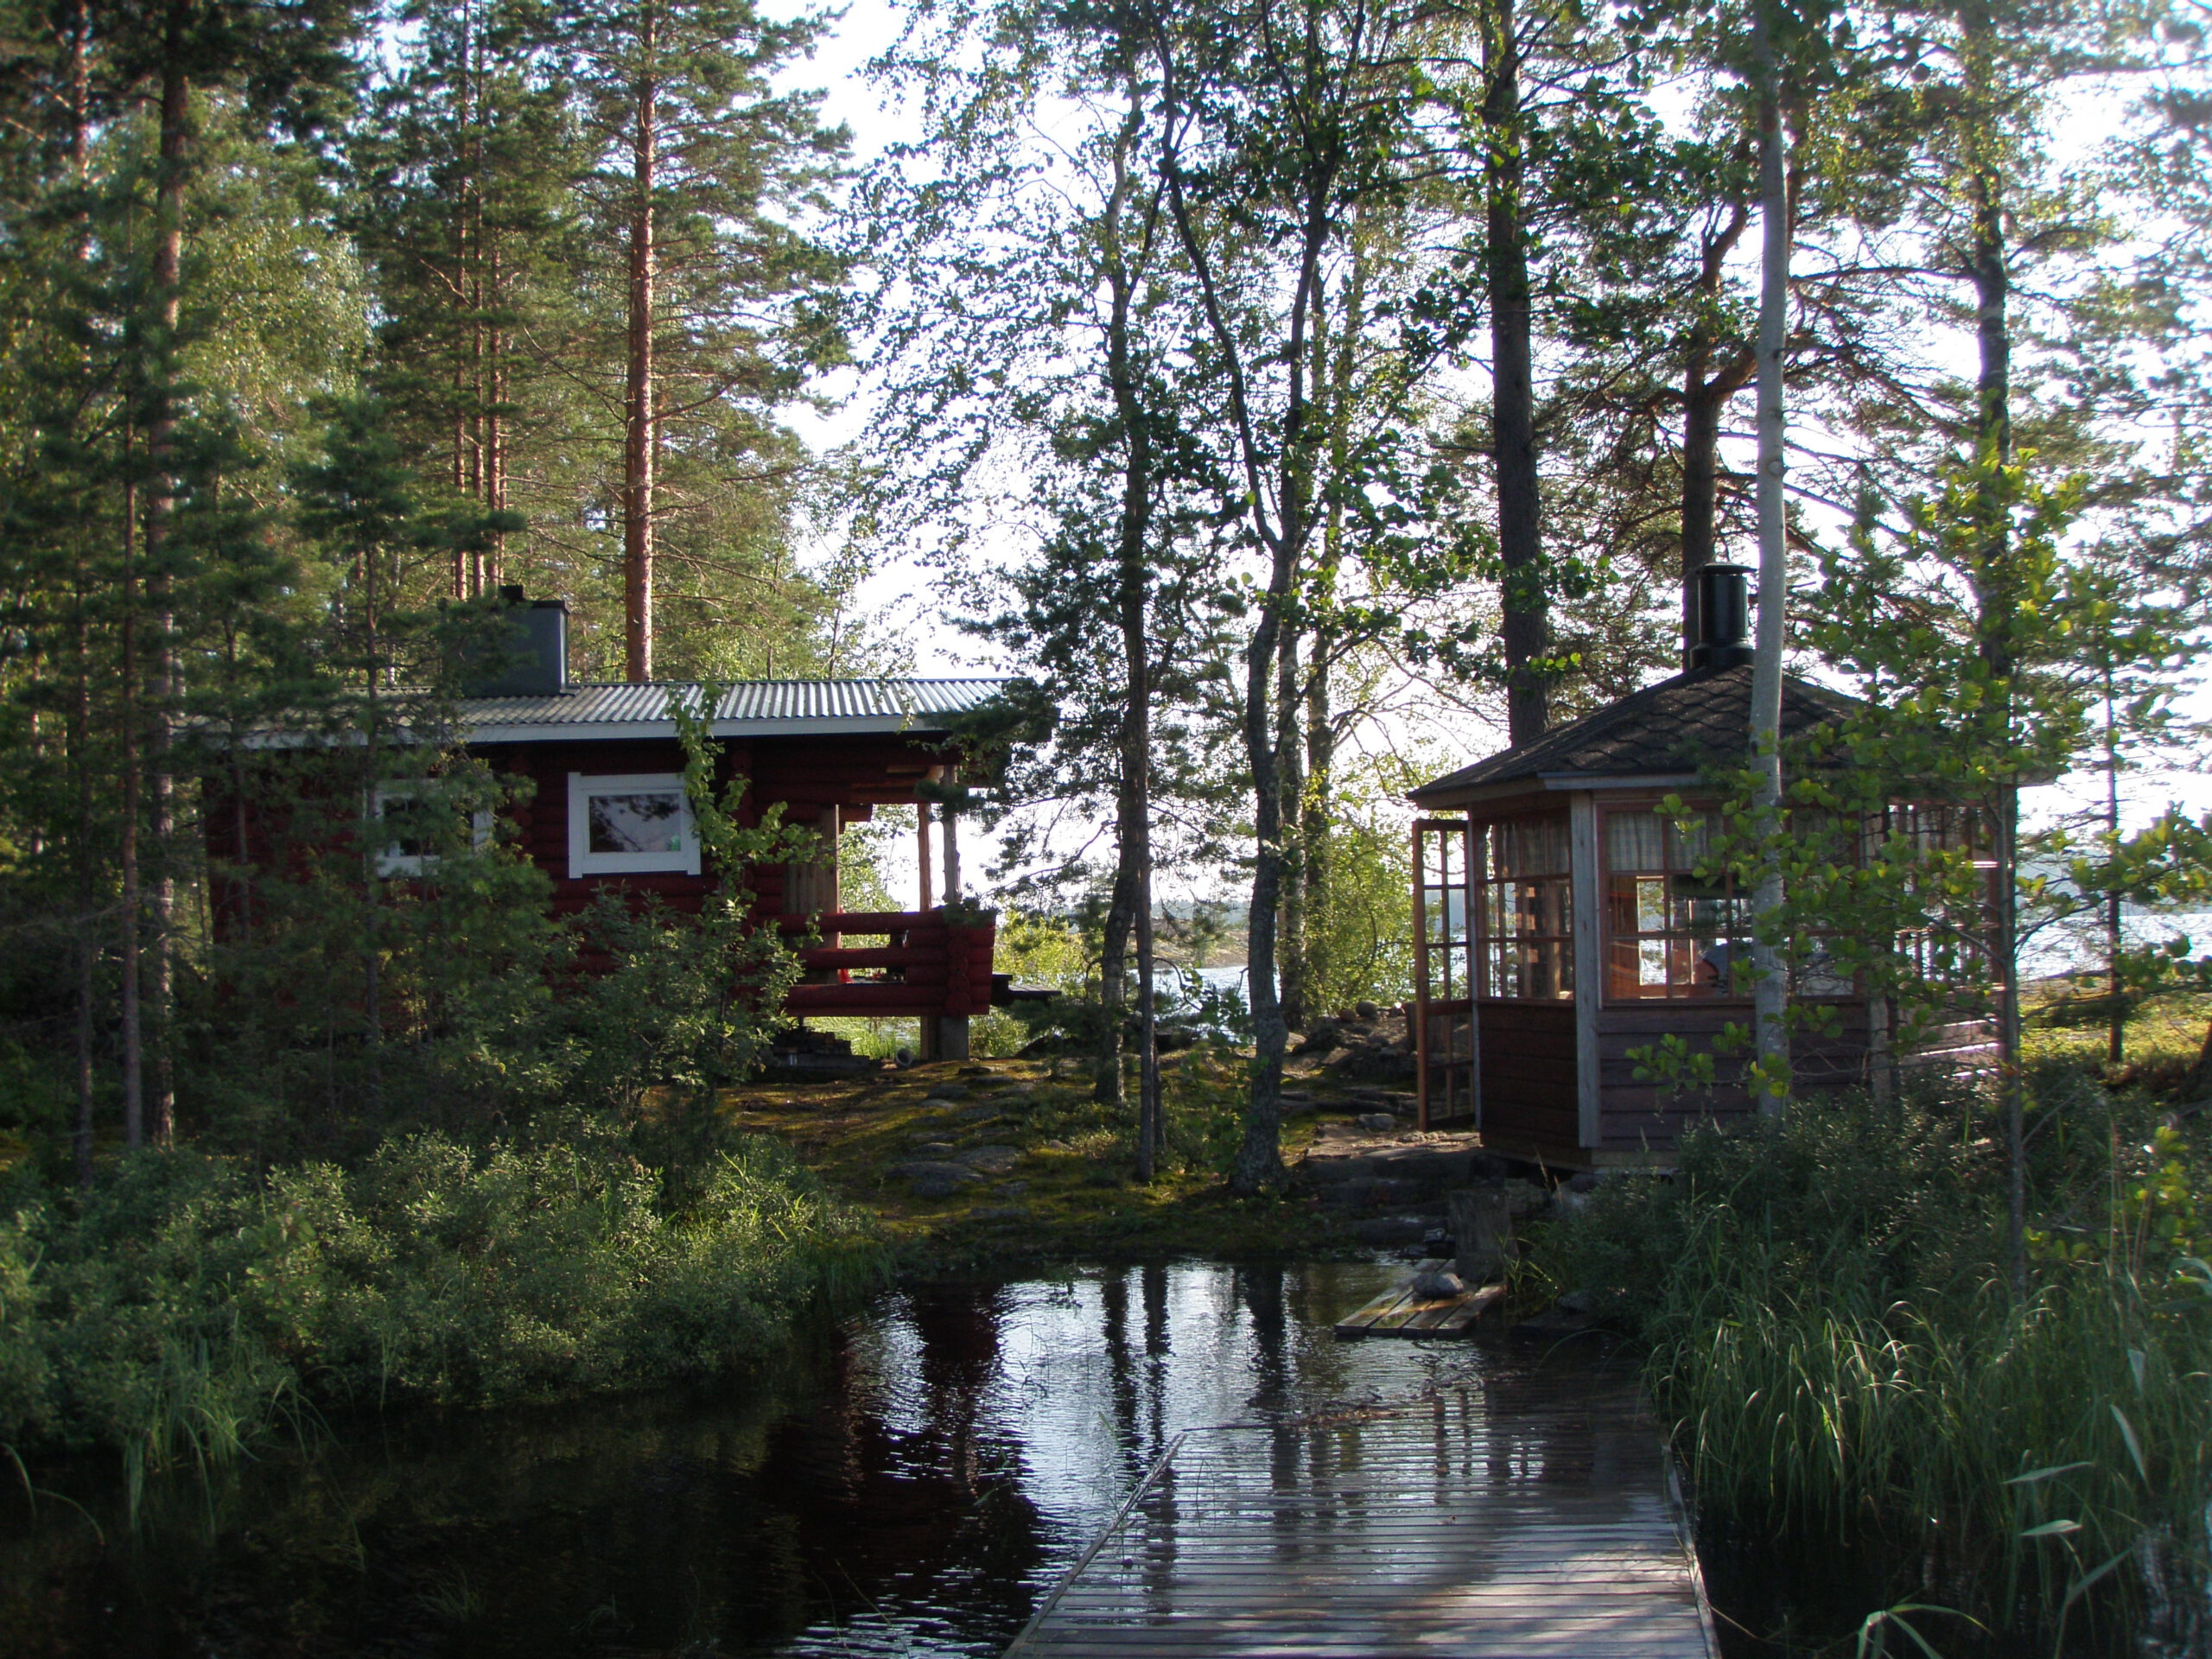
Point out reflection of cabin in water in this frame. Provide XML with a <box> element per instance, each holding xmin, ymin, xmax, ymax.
<box><xmin>208</xmin><ymin>591</ymin><xmax>1010</xmax><ymax>1060</ymax></box>
<box><xmin>1407</xmin><ymin>565</ymin><xmax>1994</xmax><ymax>1170</ymax></box>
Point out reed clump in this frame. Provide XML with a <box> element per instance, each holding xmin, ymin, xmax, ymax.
<box><xmin>0</xmin><ymin>1112</ymin><xmax>884</xmax><ymax>1481</ymax></box>
<box><xmin>1536</xmin><ymin>1073</ymin><xmax>2212</xmax><ymax>1653</ymax></box>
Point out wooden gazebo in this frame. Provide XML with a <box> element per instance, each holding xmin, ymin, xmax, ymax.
<box><xmin>1406</xmin><ymin>566</ymin><xmax>1993</xmax><ymax>1170</ymax></box>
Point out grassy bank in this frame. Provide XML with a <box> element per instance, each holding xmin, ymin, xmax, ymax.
<box><xmin>1534</xmin><ymin>1002</ymin><xmax>2212</xmax><ymax>1654</ymax></box>
<box><xmin>721</xmin><ymin>1046</ymin><xmax>1368</xmax><ymax>1265</ymax></box>
<box><xmin>0</xmin><ymin>1113</ymin><xmax>884</xmax><ymax>1491</ymax></box>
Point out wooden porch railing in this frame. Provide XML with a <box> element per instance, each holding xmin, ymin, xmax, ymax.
<box><xmin>774</xmin><ymin>908</ymin><xmax>996</xmax><ymax>1019</ymax></box>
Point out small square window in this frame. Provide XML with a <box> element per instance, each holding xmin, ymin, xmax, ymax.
<box><xmin>372</xmin><ymin>784</ymin><xmax>492</xmax><ymax>878</ymax></box>
<box><xmin>567</xmin><ymin>772</ymin><xmax>701</xmax><ymax>878</ymax></box>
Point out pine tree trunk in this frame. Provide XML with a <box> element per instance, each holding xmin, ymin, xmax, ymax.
<box><xmin>488</xmin><ymin>234</ymin><xmax>506</xmax><ymax>588</ymax></box>
<box><xmin>120</xmin><ymin>459</ymin><xmax>143</xmax><ymax>1150</ymax></box>
<box><xmin>454</xmin><ymin>2</ymin><xmax>475</xmax><ymax>594</ymax></box>
<box><xmin>144</xmin><ymin>35</ymin><xmax>188</xmax><ymax>1147</ymax></box>
<box><xmin>1484</xmin><ymin>0</ymin><xmax>1546</xmax><ymax>746</ymax></box>
<box><xmin>74</xmin><ymin>584</ymin><xmax>97</xmax><ymax>1188</ymax></box>
<box><xmin>623</xmin><ymin>36</ymin><xmax>660</xmax><ymax>682</ymax></box>
<box><xmin>1746</xmin><ymin>0</ymin><xmax>1790</xmax><ymax>1101</ymax></box>
<box><xmin>68</xmin><ymin>0</ymin><xmax>96</xmax><ymax>1183</ymax></box>
<box><xmin>1961</xmin><ymin>0</ymin><xmax>2024</xmax><ymax>1296</ymax></box>
<box><xmin>1093</xmin><ymin>868</ymin><xmax>1132</xmax><ymax>1109</ymax></box>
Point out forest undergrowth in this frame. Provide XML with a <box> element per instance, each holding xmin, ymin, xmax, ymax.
<box><xmin>1534</xmin><ymin>1001</ymin><xmax>2212</xmax><ymax>1656</ymax></box>
<box><xmin>0</xmin><ymin>1113</ymin><xmax>884</xmax><ymax>1504</ymax></box>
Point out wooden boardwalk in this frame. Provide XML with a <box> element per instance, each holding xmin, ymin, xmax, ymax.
<box><xmin>1006</xmin><ymin>1381</ymin><xmax>1715</xmax><ymax>1658</ymax></box>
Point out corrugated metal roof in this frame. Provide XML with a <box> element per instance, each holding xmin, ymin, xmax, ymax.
<box><xmin>457</xmin><ymin>678</ymin><xmax>1007</xmax><ymax>742</ymax></box>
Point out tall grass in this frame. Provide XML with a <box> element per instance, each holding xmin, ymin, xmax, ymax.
<box><xmin>0</xmin><ymin>1113</ymin><xmax>885</xmax><ymax>1497</ymax></box>
<box><xmin>1538</xmin><ymin>1077</ymin><xmax>2212</xmax><ymax>1651</ymax></box>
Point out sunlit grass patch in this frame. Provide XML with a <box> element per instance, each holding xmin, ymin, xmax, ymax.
<box><xmin>717</xmin><ymin>1048</ymin><xmax>1351</xmax><ymax>1262</ymax></box>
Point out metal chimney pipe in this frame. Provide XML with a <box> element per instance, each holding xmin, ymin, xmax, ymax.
<box><xmin>1688</xmin><ymin>563</ymin><xmax>1754</xmax><ymax>671</ymax></box>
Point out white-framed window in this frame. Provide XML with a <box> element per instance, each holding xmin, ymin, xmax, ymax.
<box><xmin>567</xmin><ymin>772</ymin><xmax>701</xmax><ymax>878</ymax></box>
<box><xmin>372</xmin><ymin>784</ymin><xmax>493</xmax><ymax>878</ymax></box>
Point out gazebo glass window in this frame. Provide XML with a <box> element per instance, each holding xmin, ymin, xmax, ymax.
<box><xmin>1605</xmin><ymin>810</ymin><xmax>1748</xmax><ymax>999</ymax></box>
<box><xmin>1883</xmin><ymin>802</ymin><xmax>1993</xmax><ymax>983</ymax></box>
<box><xmin>1473</xmin><ymin>816</ymin><xmax>1573</xmax><ymax>999</ymax></box>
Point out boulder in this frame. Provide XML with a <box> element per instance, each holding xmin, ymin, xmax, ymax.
<box><xmin>1410</xmin><ymin>1268</ymin><xmax>1467</xmax><ymax>1300</ymax></box>
<box><xmin>1357</xmin><ymin>1112</ymin><xmax>1398</xmax><ymax>1133</ymax></box>
<box><xmin>1354</xmin><ymin>1000</ymin><xmax>1382</xmax><ymax>1020</ymax></box>
<box><xmin>957</xmin><ymin>1145</ymin><xmax>1022</xmax><ymax>1176</ymax></box>
<box><xmin>1354</xmin><ymin>1214</ymin><xmax>1432</xmax><ymax>1246</ymax></box>
<box><xmin>1327</xmin><ymin>1042</ymin><xmax>1417</xmax><ymax>1084</ymax></box>
<box><xmin>1292</xmin><ymin>1020</ymin><xmax>1343</xmax><ymax>1056</ymax></box>
<box><xmin>893</xmin><ymin>1160</ymin><xmax>984</xmax><ymax>1198</ymax></box>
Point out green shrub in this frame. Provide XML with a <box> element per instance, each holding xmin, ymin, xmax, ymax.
<box><xmin>0</xmin><ymin>1116</ymin><xmax>883</xmax><ymax>1480</ymax></box>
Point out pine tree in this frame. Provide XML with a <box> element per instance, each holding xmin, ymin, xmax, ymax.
<box><xmin>561</xmin><ymin>0</ymin><xmax>848</xmax><ymax>680</ymax></box>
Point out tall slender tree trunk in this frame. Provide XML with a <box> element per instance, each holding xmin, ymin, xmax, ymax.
<box><xmin>2103</xmin><ymin>664</ymin><xmax>2124</xmax><ymax>1066</ymax></box>
<box><xmin>1484</xmin><ymin>0</ymin><xmax>1546</xmax><ymax>745</ymax></box>
<box><xmin>1151</xmin><ymin>26</ymin><xmax>1322</xmax><ymax>1194</ymax></box>
<box><xmin>1116</xmin><ymin>351</ymin><xmax>1160</xmax><ymax>1172</ymax></box>
<box><xmin>1960</xmin><ymin>0</ymin><xmax>2023</xmax><ymax>1297</ymax></box>
<box><xmin>488</xmin><ymin>235</ymin><xmax>507</xmax><ymax>588</ymax></box>
<box><xmin>454</xmin><ymin>1</ymin><xmax>476</xmax><ymax>594</ymax></box>
<box><xmin>74</xmin><ymin>584</ymin><xmax>98</xmax><ymax>1188</ymax></box>
<box><xmin>1094</xmin><ymin>871</ymin><xmax>1134</xmax><ymax>1107</ymax></box>
<box><xmin>1300</xmin><ymin>246</ymin><xmax>1360</xmax><ymax>1012</ymax></box>
<box><xmin>623</xmin><ymin>33</ymin><xmax>660</xmax><ymax>682</ymax></box>
<box><xmin>142</xmin><ymin>30</ymin><xmax>192</xmax><ymax>1147</ymax></box>
<box><xmin>1275</xmin><ymin>633</ymin><xmax>1308</xmax><ymax>1034</ymax></box>
<box><xmin>120</xmin><ymin>461</ymin><xmax>143</xmax><ymax>1149</ymax></box>
<box><xmin>1746</xmin><ymin>0</ymin><xmax>1790</xmax><ymax>1100</ymax></box>
<box><xmin>67</xmin><ymin>0</ymin><xmax>98</xmax><ymax>1184</ymax></box>
<box><xmin>1096</xmin><ymin>109</ymin><xmax>1157</xmax><ymax>1129</ymax></box>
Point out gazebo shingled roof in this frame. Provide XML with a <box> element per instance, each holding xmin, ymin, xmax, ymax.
<box><xmin>1409</xmin><ymin>664</ymin><xmax>1863</xmax><ymax>808</ymax></box>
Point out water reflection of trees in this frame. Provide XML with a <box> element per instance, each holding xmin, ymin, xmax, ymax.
<box><xmin>3</xmin><ymin>1262</ymin><xmax>1544</xmax><ymax>1657</ymax></box>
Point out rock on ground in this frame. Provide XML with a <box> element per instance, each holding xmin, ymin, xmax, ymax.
<box><xmin>890</xmin><ymin>1160</ymin><xmax>984</xmax><ymax>1198</ymax></box>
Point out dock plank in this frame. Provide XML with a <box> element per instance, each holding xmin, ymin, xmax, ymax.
<box><xmin>1005</xmin><ymin>1386</ymin><xmax>1715</xmax><ymax>1659</ymax></box>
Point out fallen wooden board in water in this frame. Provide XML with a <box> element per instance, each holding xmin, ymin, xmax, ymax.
<box><xmin>1333</xmin><ymin>1260</ymin><xmax>1505</xmax><ymax>1338</ymax></box>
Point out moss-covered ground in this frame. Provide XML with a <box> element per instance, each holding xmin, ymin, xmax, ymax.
<box><xmin>719</xmin><ymin>1046</ymin><xmax>1386</xmax><ymax>1268</ymax></box>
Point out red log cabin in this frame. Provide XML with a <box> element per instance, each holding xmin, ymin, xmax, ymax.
<box><xmin>1406</xmin><ymin>564</ymin><xmax>1996</xmax><ymax>1170</ymax></box>
<box><xmin>210</xmin><ymin>593</ymin><xmax>1011</xmax><ymax>1061</ymax></box>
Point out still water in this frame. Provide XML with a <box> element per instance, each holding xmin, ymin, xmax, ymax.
<box><xmin>3</xmin><ymin>1260</ymin><xmax>1609</xmax><ymax>1659</ymax></box>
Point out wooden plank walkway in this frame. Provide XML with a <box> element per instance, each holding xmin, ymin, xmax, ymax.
<box><xmin>1006</xmin><ymin>1383</ymin><xmax>1715</xmax><ymax>1658</ymax></box>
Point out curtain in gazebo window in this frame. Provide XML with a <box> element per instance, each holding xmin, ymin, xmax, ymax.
<box><xmin>1472</xmin><ymin>815</ymin><xmax>1573</xmax><ymax>999</ymax></box>
<box><xmin>1603</xmin><ymin>809</ymin><xmax>1747</xmax><ymax>999</ymax></box>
